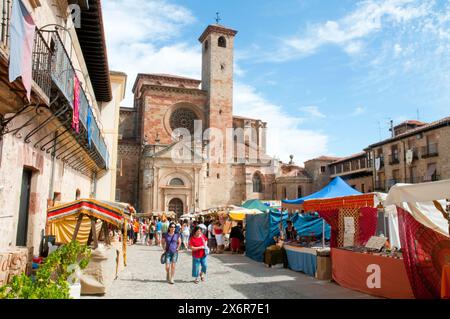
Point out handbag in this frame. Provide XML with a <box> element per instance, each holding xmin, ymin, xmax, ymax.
<box><xmin>160</xmin><ymin>233</ymin><xmax>177</xmax><ymax>264</ymax></box>
<box><xmin>202</xmin><ymin>237</ymin><xmax>210</xmax><ymax>256</ymax></box>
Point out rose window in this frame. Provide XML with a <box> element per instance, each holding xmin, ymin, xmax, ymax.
<box><xmin>169</xmin><ymin>108</ymin><xmax>198</xmax><ymax>134</ymax></box>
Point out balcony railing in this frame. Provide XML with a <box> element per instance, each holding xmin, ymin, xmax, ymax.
<box><xmin>48</xmin><ymin>31</ymin><xmax>109</xmax><ymax>170</ymax></box>
<box><xmin>32</xmin><ymin>29</ymin><xmax>52</xmax><ymax>101</ymax></box>
<box><xmin>389</xmin><ymin>154</ymin><xmax>400</xmax><ymax>165</ymax></box>
<box><xmin>421</xmin><ymin>143</ymin><xmax>439</xmax><ymax>158</ymax></box>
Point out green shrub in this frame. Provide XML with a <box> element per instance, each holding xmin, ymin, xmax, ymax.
<box><xmin>0</xmin><ymin>241</ymin><xmax>91</xmax><ymax>299</ymax></box>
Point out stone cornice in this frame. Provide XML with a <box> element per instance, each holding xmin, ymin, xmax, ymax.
<box><xmin>141</xmin><ymin>84</ymin><xmax>208</xmax><ymax>97</ymax></box>
<box><xmin>199</xmin><ymin>24</ymin><xmax>238</xmax><ymax>43</ymax></box>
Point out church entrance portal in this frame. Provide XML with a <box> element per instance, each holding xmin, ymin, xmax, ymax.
<box><xmin>168</xmin><ymin>198</ymin><xmax>184</xmax><ymax>217</ymax></box>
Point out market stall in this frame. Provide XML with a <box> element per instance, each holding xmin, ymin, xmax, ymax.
<box><xmin>385</xmin><ymin>180</ymin><xmax>450</xmax><ymax>299</ymax></box>
<box><xmin>282</xmin><ymin>176</ymin><xmax>362</xmax><ymax>212</ymax></box>
<box><xmin>47</xmin><ymin>199</ymin><xmax>132</xmax><ymax>295</ymax></box>
<box><xmin>303</xmin><ymin>191</ymin><xmax>419</xmax><ymax>298</ymax></box>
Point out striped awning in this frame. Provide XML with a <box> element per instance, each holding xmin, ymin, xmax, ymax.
<box><xmin>47</xmin><ymin>199</ymin><xmax>132</xmax><ymax>227</ymax></box>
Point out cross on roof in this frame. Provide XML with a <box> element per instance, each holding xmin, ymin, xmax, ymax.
<box><xmin>215</xmin><ymin>12</ymin><xmax>221</xmax><ymax>24</ymax></box>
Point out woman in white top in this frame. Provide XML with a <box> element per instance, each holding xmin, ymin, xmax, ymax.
<box><xmin>181</xmin><ymin>221</ymin><xmax>190</xmax><ymax>251</ymax></box>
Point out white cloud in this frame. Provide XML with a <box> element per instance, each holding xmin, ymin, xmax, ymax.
<box><xmin>103</xmin><ymin>0</ymin><xmax>199</xmax><ymax>107</ymax></box>
<box><xmin>234</xmin><ymin>83</ymin><xmax>329</xmax><ymax>164</ymax></box>
<box><xmin>300</xmin><ymin>106</ymin><xmax>326</xmax><ymax>118</ymax></box>
<box><xmin>265</xmin><ymin>0</ymin><xmax>433</xmax><ymax>61</ymax></box>
<box><xmin>351</xmin><ymin>106</ymin><xmax>366</xmax><ymax>116</ymax></box>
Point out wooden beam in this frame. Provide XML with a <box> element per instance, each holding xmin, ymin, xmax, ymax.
<box><xmin>72</xmin><ymin>214</ymin><xmax>84</xmax><ymax>242</ymax></box>
<box><xmin>91</xmin><ymin>217</ymin><xmax>98</xmax><ymax>249</ymax></box>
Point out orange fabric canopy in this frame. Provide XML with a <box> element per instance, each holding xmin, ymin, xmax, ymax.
<box><xmin>303</xmin><ymin>194</ymin><xmax>375</xmax><ymax>212</ymax></box>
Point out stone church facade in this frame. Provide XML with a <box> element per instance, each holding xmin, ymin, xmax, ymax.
<box><xmin>116</xmin><ymin>24</ymin><xmax>284</xmax><ymax>215</ymax></box>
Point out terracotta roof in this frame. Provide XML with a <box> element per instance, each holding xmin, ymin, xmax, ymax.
<box><xmin>233</xmin><ymin>115</ymin><xmax>265</xmax><ymax>122</ymax></box>
<box><xmin>132</xmin><ymin>73</ymin><xmax>201</xmax><ymax>93</ymax></box>
<box><xmin>328</xmin><ymin>152</ymin><xmax>366</xmax><ymax>165</ymax></box>
<box><xmin>305</xmin><ymin>156</ymin><xmax>343</xmax><ymax>162</ymax></box>
<box><xmin>394</xmin><ymin>120</ymin><xmax>427</xmax><ymax>128</ymax></box>
<box><xmin>368</xmin><ymin>116</ymin><xmax>450</xmax><ymax>148</ymax></box>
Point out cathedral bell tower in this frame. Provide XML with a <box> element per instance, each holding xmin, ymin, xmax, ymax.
<box><xmin>199</xmin><ymin>23</ymin><xmax>237</xmax><ymax>133</ymax></box>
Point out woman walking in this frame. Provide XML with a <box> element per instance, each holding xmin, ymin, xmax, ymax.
<box><xmin>189</xmin><ymin>226</ymin><xmax>208</xmax><ymax>284</ymax></box>
<box><xmin>161</xmin><ymin>222</ymin><xmax>181</xmax><ymax>284</ymax></box>
<box><xmin>207</xmin><ymin>221</ymin><xmax>217</xmax><ymax>254</ymax></box>
<box><xmin>214</xmin><ymin>221</ymin><xmax>224</xmax><ymax>254</ymax></box>
<box><xmin>230</xmin><ymin>222</ymin><xmax>244</xmax><ymax>254</ymax></box>
<box><xmin>181</xmin><ymin>220</ymin><xmax>190</xmax><ymax>251</ymax></box>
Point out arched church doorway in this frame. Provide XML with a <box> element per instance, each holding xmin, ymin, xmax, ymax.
<box><xmin>168</xmin><ymin>198</ymin><xmax>184</xmax><ymax>217</ymax></box>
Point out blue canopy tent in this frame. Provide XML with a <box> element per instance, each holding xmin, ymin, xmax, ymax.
<box><xmin>283</xmin><ymin>176</ymin><xmax>362</xmax><ymax>207</ymax></box>
<box><xmin>246</xmin><ymin>177</ymin><xmax>360</xmax><ymax>263</ymax></box>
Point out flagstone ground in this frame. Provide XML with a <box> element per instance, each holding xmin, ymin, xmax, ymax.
<box><xmin>82</xmin><ymin>243</ymin><xmax>377</xmax><ymax>299</ymax></box>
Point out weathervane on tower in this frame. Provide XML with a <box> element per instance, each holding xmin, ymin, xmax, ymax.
<box><xmin>215</xmin><ymin>12</ymin><xmax>221</xmax><ymax>24</ymax></box>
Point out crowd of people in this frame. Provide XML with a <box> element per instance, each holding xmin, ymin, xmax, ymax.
<box><xmin>124</xmin><ymin>214</ymin><xmax>246</xmax><ymax>285</ymax></box>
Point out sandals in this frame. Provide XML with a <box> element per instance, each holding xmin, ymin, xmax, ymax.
<box><xmin>194</xmin><ymin>278</ymin><xmax>199</xmax><ymax>284</ymax></box>
<box><xmin>200</xmin><ymin>273</ymin><xmax>205</xmax><ymax>282</ymax></box>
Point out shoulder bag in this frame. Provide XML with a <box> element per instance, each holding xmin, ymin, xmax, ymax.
<box><xmin>160</xmin><ymin>233</ymin><xmax>176</xmax><ymax>264</ymax></box>
<box><xmin>202</xmin><ymin>236</ymin><xmax>210</xmax><ymax>256</ymax></box>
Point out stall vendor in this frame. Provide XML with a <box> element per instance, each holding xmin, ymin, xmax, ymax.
<box><xmin>264</xmin><ymin>235</ymin><xmax>288</xmax><ymax>268</ymax></box>
<box><xmin>285</xmin><ymin>221</ymin><xmax>297</xmax><ymax>242</ymax></box>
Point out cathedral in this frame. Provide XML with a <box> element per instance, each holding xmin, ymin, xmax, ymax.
<box><xmin>116</xmin><ymin>24</ymin><xmax>315</xmax><ymax>215</ymax></box>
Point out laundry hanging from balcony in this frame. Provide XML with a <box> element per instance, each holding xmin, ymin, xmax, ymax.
<box><xmin>73</xmin><ymin>75</ymin><xmax>80</xmax><ymax>133</ymax></box>
<box><xmin>9</xmin><ymin>0</ymin><xmax>36</xmax><ymax>101</ymax></box>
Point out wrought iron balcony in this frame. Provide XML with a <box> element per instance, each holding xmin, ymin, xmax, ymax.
<box><xmin>0</xmin><ymin>10</ymin><xmax>110</xmax><ymax>172</ymax></box>
<box><xmin>421</xmin><ymin>143</ymin><xmax>439</xmax><ymax>158</ymax></box>
<box><xmin>389</xmin><ymin>154</ymin><xmax>400</xmax><ymax>165</ymax></box>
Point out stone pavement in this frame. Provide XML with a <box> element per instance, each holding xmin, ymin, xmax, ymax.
<box><xmin>84</xmin><ymin>244</ymin><xmax>376</xmax><ymax>299</ymax></box>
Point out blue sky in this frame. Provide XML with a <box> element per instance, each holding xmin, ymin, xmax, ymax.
<box><xmin>103</xmin><ymin>0</ymin><xmax>450</xmax><ymax>165</ymax></box>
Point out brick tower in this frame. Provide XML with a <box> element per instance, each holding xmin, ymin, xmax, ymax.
<box><xmin>199</xmin><ymin>24</ymin><xmax>238</xmax><ymax>207</ymax></box>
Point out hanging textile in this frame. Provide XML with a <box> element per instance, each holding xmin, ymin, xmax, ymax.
<box><xmin>87</xmin><ymin>107</ymin><xmax>93</xmax><ymax>148</ymax></box>
<box><xmin>358</xmin><ymin>207</ymin><xmax>378</xmax><ymax>246</ymax></box>
<box><xmin>397</xmin><ymin>207</ymin><xmax>450</xmax><ymax>299</ymax></box>
<box><xmin>72</xmin><ymin>75</ymin><xmax>80</xmax><ymax>133</ymax></box>
<box><xmin>318</xmin><ymin>210</ymin><xmax>339</xmax><ymax>248</ymax></box>
<box><xmin>9</xmin><ymin>0</ymin><xmax>36</xmax><ymax>101</ymax></box>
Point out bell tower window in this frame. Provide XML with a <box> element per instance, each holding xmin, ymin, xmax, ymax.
<box><xmin>218</xmin><ymin>36</ymin><xmax>226</xmax><ymax>48</ymax></box>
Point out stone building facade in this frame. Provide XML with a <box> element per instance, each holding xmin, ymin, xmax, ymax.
<box><xmin>367</xmin><ymin>117</ymin><xmax>450</xmax><ymax>192</ymax></box>
<box><xmin>116</xmin><ymin>24</ymin><xmax>280</xmax><ymax>215</ymax></box>
<box><xmin>0</xmin><ymin>1</ymin><xmax>124</xmax><ymax>254</ymax></box>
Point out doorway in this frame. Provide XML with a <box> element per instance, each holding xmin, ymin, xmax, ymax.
<box><xmin>16</xmin><ymin>169</ymin><xmax>32</xmax><ymax>247</ymax></box>
<box><xmin>168</xmin><ymin>198</ymin><xmax>184</xmax><ymax>217</ymax></box>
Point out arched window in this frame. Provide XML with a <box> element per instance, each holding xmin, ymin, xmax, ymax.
<box><xmin>169</xmin><ymin>178</ymin><xmax>184</xmax><ymax>186</ymax></box>
<box><xmin>218</xmin><ymin>36</ymin><xmax>226</xmax><ymax>48</ymax></box>
<box><xmin>252</xmin><ymin>173</ymin><xmax>262</xmax><ymax>193</ymax></box>
<box><xmin>297</xmin><ymin>185</ymin><xmax>302</xmax><ymax>198</ymax></box>
<box><xmin>204</xmin><ymin>40</ymin><xmax>209</xmax><ymax>51</ymax></box>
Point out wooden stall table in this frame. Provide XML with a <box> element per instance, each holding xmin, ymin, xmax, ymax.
<box><xmin>442</xmin><ymin>265</ymin><xmax>450</xmax><ymax>299</ymax></box>
<box><xmin>284</xmin><ymin>245</ymin><xmax>331</xmax><ymax>279</ymax></box>
<box><xmin>331</xmin><ymin>248</ymin><xmax>414</xmax><ymax>299</ymax></box>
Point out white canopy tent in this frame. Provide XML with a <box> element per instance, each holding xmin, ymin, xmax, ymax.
<box><xmin>385</xmin><ymin>180</ymin><xmax>450</xmax><ymax>237</ymax></box>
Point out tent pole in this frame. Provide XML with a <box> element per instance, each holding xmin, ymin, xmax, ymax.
<box><xmin>383</xmin><ymin>209</ymin><xmax>387</xmax><ymax>237</ymax></box>
<box><xmin>322</xmin><ymin>219</ymin><xmax>325</xmax><ymax>248</ymax></box>
<box><xmin>72</xmin><ymin>214</ymin><xmax>84</xmax><ymax>242</ymax></box>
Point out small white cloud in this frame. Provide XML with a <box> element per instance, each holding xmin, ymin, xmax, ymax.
<box><xmin>300</xmin><ymin>106</ymin><xmax>326</xmax><ymax>118</ymax></box>
<box><xmin>394</xmin><ymin>43</ymin><xmax>403</xmax><ymax>56</ymax></box>
<box><xmin>262</xmin><ymin>0</ymin><xmax>433</xmax><ymax>62</ymax></box>
<box><xmin>351</xmin><ymin>106</ymin><xmax>366</xmax><ymax>116</ymax></box>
